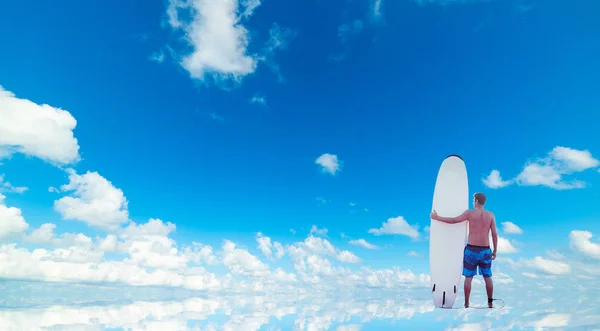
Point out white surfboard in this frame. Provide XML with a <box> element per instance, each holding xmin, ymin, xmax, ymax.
<box><xmin>429</xmin><ymin>154</ymin><xmax>469</xmax><ymax>308</ymax></box>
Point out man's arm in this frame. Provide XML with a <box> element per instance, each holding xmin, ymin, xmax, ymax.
<box><xmin>432</xmin><ymin>210</ymin><xmax>470</xmax><ymax>224</ymax></box>
<box><xmin>490</xmin><ymin>213</ymin><xmax>498</xmax><ymax>257</ymax></box>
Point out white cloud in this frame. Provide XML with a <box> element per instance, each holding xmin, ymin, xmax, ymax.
<box><xmin>222</xmin><ymin>240</ymin><xmax>271</xmax><ymax>278</ymax></box>
<box><xmin>569</xmin><ymin>230</ymin><xmax>600</xmax><ymax>259</ymax></box>
<box><xmin>371</xmin><ymin>0</ymin><xmax>382</xmax><ymax>19</ymax></box>
<box><xmin>407</xmin><ymin>251</ymin><xmax>420</xmax><ymax>257</ymax></box>
<box><xmin>53</xmin><ymin>169</ymin><xmax>129</xmax><ymax>231</ymax></box>
<box><xmin>336</xmin><ymin>250</ymin><xmax>361</xmax><ymax>263</ymax></box>
<box><xmin>256</xmin><ymin>232</ymin><xmax>284</xmax><ymax>260</ymax></box>
<box><xmin>368</xmin><ymin>216</ymin><xmax>419</xmax><ymax>240</ymax></box>
<box><xmin>316</xmin><ymin>196</ymin><xmax>329</xmax><ymax>205</ymax></box>
<box><xmin>550</xmin><ymin>146</ymin><xmax>600</xmax><ymax>171</ymax></box>
<box><xmin>149</xmin><ymin>49</ymin><xmax>165</xmax><ymax>63</ymax></box>
<box><xmin>0</xmin><ymin>86</ymin><xmax>80</xmax><ymax>165</ymax></box>
<box><xmin>527</xmin><ymin>314</ymin><xmax>571</xmax><ymax>330</ymax></box>
<box><xmin>0</xmin><ymin>174</ymin><xmax>28</xmax><ymax>194</ymax></box>
<box><xmin>0</xmin><ymin>194</ymin><xmax>29</xmax><ymax>240</ymax></box>
<box><xmin>515</xmin><ymin>146</ymin><xmax>599</xmax><ymax>189</ymax></box>
<box><xmin>484</xmin><ymin>146</ymin><xmax>599</xmax><ymax>190</ymax></box>
<box><xmin>288</xmin><ymin>234</ymin><xmax>361</xmax><ymax>270</ymax></box>
<box><xmin>338</xmin><ymin>20</ymin><xmax>363</xmax><ymax>44</ymax></box>
<box><xmin>315</xmin><ymin>153</ymin><xmax>341</xmax><ymax>175</ymax></box>
<box><xmin>501</xmin><ymin>221</ymin><xmax>523</xmax><ymax>235</ymax></box>
<box><xmin>250</xmin><ymin>94</ymin><xmax>267</xmax><ymax>106</ymax></box>
<box><xmin>521</xmin><ymin>256</ymin><xmax>570</xmax><ymax>275</ymax></box>
<box><xmin>482</xmin><ymin>170</ymin><xmax>513</xmax><ymax>189</ymax></box>
<box><xmin>349</xmin><ymin>239</ymin><xmax>378</xmax><ymax>250</ymax></box>
<box><xmin>337</xmin><ymin>324</ymin><xmax>363</xmax><ymax>331</ymax></box>
<box><xmin>310</xmin><ymin>225</ymin><xmax>328</xmax><ymax>236</ymax></box>
<box><xmin>165</xmin><ymin>0</ymin><xmax>294</xmax><ymax>85</ymax></box>
<box><xmin>24</xmin><ymin>223</ymin><xmax>57</xmax><ymax>245</ymax></box>
<box><xmin>209</xmin><ymin>112</ymin><xmax>224</xmax><ymax>121</ymax></box>
<box><xmin>166</xmin><ymin>0</ymin><xmax>259</xmax><ymax>81</ymax></box>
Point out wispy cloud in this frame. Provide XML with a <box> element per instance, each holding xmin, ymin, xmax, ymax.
<box><xmin>209</xmin><ymin>112</ymin><xmax>224</xmax><ymax>121</ymax></box>
<box><xmin>250</xmin><ymin>94</ymin><xmax>267</xmax><ymax>106</ymax></box>
<box><xmin>310</xmin><ymin>225</ymin><xmax>328</xmax><ymax>237</ymax></box>
<box><xmin>0</xmin><ymin>174</ymin><xmax>28</xmax><ymax>194</ymax></box>
<box><xmin>148</xmin><ymin>50</ymin><xmax>165</xmax><ymax>63</ymax></box>
<box><xmin>349</xmin><ymin>238</ymin><xmax>378</xmax><ymax>250</ymax></box>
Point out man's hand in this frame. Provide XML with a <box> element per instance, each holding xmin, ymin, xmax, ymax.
<box><xmin>430</xmin><ymin>210</ymin><xmax>438</xmax><ymax>220</ymax></box>
<box><xmin>492</xmin><ymin>251</ymin><xmax>496</xmax><ymax>260</ymax></box>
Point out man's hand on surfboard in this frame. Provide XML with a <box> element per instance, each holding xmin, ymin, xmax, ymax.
<box><xmin>430</xmin><ymin>210</ymin><xmax>438</xmax><ymax>220</ymax></box>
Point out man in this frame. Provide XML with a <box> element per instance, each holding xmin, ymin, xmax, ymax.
<box><xmin>430</xmin><ymin>192</ymin><xmax>498</xmax><ymax>308</ymax></box>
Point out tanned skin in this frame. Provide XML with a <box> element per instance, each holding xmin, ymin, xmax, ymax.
<box><xmin>430</xmin><ymin>195</ymin><xmax>498</xmax><ymax>308</ymax></box>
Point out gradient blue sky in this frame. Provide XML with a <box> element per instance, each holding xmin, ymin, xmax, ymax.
<box><xmin>1</xmin><ymin>1</ymin><xmax>600</xmax><ymax>328</ymax></box>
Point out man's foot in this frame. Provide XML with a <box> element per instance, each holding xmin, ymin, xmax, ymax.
<box><xmin>464</xmin><ymin>302</ymin><xmax>469</xmax><ymax>308</ymax></box>
<box><xmin>488</xmin><ymin>298</ymin><xmax>493</xmax><ymax>308</ymax></box>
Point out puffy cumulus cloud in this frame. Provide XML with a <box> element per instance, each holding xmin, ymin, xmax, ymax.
<box><xmin>288</xmin><ymin>235</ymin><xmax>361</xmax><ymax>265</ymax></box>
<box><xmin>0</xmin><ymin>194</ymin><xmax>29</xmax><ymax>240</ymax></box>
<box><xmin>569</xmin><ymin>230</ymin><xmax>600</xmax><ymax>260</ymax></box>
<box><xmin>483</xmin><ymin>146</ymin><xmax>599</xmax><ymax>190</ymax></box>
<box><xmin>490</xmin><ymin>235</ymin><xmax>519</xmax><ymax>254</ymax></box>
<box><xmin>222</xmin><ymin>239</ymin><xmax>271</xmax><ymax>278</ymax></box>
<box><xmin>256</xmin><ymin>232</ymin><xmax>284</xmax><ymax>260</ymax></box>
<box><xmin>53</xmin><ymin>168</ymin><xmax>129</xmax><ymax>231</ymax></box>
<box><xmin>283</xmin><ymin>235</ymin><xmax>431</xmax><ymax>291</ymax></box>
<box><xmin>166</xmin><ymin>0</ymin><xmax>259</xmax><ymax>81</ymax></box>
<box><xmin>515</xmin><ymin>146</ymin><xmax>599</xmax><ymax>189</ymax></box>
<box><xmin>501</xmin><ymin>221</ymin><xmax>523</xmax><ymax>235</ymax></box>
<box><xmin>165</xmin><ymin>0</ymin><xmax>295</xmax><ymax>85</ymax></box>
<box><xmin>482</xmin><ymin>169</ymin><xmax>514</xmax><ymax>189</ymax></box>
<box><xmin>0</xmin><ymin>85</ymin><xmax>80</xmax><ymax>165</ymax></box>
<box><xmin>368</xmin><ymin>216</ymin><xmax>420</xmax><ymax>240</ymax></box>
<box><xmin>315</xmin><ymin>153</ymin><xmax>341</xmax><ymax>175</ymax></box>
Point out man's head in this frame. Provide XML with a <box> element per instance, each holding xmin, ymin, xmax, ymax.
<box><xmin>473</xmin><ymin>192</ymin><xmax>486</xmax><ymax>207</ymax></box>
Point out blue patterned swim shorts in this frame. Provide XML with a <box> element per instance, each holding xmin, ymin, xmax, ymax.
<box><xmin>463</xmin><ymin>244</ymin><xmax>493</xmax><ymax>278</ymax></box>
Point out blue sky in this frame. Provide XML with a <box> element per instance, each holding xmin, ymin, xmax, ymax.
<box><xmin>1</xmin><ymin>0</ymin><xmax>600</xmax><ymax>329</ymax></box>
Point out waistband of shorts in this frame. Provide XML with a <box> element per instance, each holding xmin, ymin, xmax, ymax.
<box><xmin>466</xmin><ymin>244</ymin><xmax>490</xmax><ymax>249</ymax></box>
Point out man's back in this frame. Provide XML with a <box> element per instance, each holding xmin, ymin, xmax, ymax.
<box><xmin>467</xmin><ymin>209</ymin><xmax>494</xmax><ymax>246</ymax></box>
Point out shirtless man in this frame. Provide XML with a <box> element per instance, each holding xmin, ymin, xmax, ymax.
<box><xmin>430</xmin><ymin>192</ymin><xmax>498</xmax><ymax>308</ymax></box>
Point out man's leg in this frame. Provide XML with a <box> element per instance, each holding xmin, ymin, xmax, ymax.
<box><xmin>484</xmin><ymin>276</ymin><xmax>493</xmax><ymax>307</ymax></box>
<box><xmin>464</xmin><ymin>276</ymin><xmax>473</xmax><ymax>307</ymax></box>
<box><xmin>479</xmin><ymin>248</ymin><xmax>494</xmax><ymax>308</ymax></box>
<box><xmin>462</xmin><ymin>246</ymin><xmax>477</xmax><ymax>308</ymax></box>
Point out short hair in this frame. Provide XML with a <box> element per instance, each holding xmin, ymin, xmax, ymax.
<box><xmin>474</xmin><ymin>192</ymin><xmax>486</xmax><ymax>205</ymax></box>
